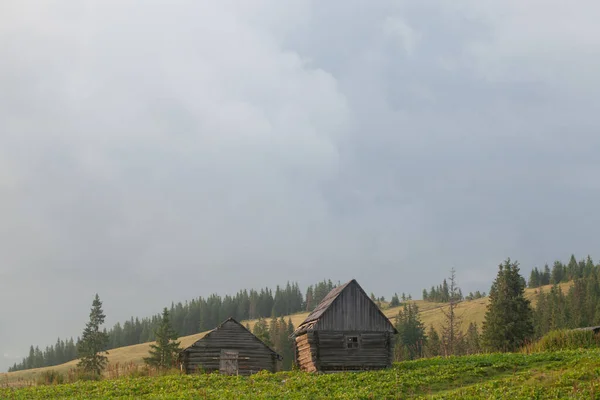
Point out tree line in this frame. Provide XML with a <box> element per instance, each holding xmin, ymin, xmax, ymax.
<box><xmin>9</xmin><ymin>279</ymin><xmax>337</xmax><ymax>372</ymax></box>
<box><xmin>251</xmin><ymin>317</ymin><xmax>296</xmax><ymax>371</ymax></box>
<box><xmin>8</xmin><ymin>339</ymin><xmax>78</xmax><ymax>371</ymax></box>
<box><xmin>395</xmin><ymin>256</ymin><xmax>599</xmax><ymax>361</ymax></box>
<box><xmin>11</xmin><ymin>254</ymin><xmax>597</xmax><ymax>373</ymax></box>
<box><xmin>533</xmin><ymin>264</ymin><xmax>600</xmax><ymax>338</ymax></box>
<box><xmin>528</xmin><ymin>254</ymin><xmax>595</xmax><ymax>288</ymax></box>
<box><xmin>422</xmin><ymin>279</ymin><xmax>464</xmax><ymax>303</ymax></box>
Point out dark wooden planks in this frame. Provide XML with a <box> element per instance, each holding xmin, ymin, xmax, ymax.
<box><xmin>313</xmin><ymin>282</ymin><xmax>396</xmax><ymax>333</ymax></box>
<box><xmin>182</xmin><ymin>319</ymin><xmax>279</xmax><ymax>375</ymax></box>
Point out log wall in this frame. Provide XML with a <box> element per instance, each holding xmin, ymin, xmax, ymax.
<box><xmin>296</xmin><ymin>331</ymin><xmax>393</xmax><ymax>372</ymax></box>
<box><xmin>182</xmin><ymin>320</ymin><xmax>278</xmax><ymax>375</ymax></box>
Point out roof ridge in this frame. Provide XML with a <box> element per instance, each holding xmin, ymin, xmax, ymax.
<box><xmin>292</xmin><ymin>279</ymin><xmax>397</xmax><ymax>336</ymax></box>
<box><xmin>181</xmin><ymin>317</ymin><xmax>283</xmax><ymax>360</ymax></box>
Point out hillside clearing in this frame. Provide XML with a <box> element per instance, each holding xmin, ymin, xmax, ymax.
<box><xmin>0</xmin><ymin>282</ymin><xmax>570</xmax><ymax>384</ymax></box>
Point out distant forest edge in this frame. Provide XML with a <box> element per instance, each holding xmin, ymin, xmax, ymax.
<box><xmin>9</xmin><ymin>280</ymin><xmax>338</xmax><ymax>372</ymax></box>
<box><xmin>8</xmin><ymin>253</ymin><xmax>597</xmax><ymax>372</ymax></box>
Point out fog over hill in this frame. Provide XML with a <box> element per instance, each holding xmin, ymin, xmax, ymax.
<box><xmin>2</xmin><ymin>0</ymin><xmax>600</xmax><ymax>371</ymax></box>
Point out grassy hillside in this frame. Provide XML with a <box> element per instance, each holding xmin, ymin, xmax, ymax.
<box><xmin>0</xmin><ymin>282</ymin><xmax>571</xmax><ymax>385</ymax></box>
<box><xmin>2</xmin><ymin>349</ymin><xmax>599</xmax><ymax>399</ymax></box>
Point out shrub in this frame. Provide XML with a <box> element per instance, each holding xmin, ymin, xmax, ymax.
<box><xmin>66</xmin><ymin>368</ymin><xmax>102</xmax><ymax>383</ymax></box>
<box><xmin>35</xmin><ymin>370</ymin><xmax>64</xmax><ymax>386</ymax></box>
<box><xmin>523</xmin><ymin>329</ymin><xmax>600</xmax><ymax>353</ymax></box>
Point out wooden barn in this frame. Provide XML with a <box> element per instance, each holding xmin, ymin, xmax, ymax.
<box><xmin>292</xmin><ymin>279</ymin><xmax>397</xmax><ymax>372</ymax></box>
<box><xmin>179</xmin><ymin>317</ymin><xmax>282</xmax><ymax>375</ymax></box>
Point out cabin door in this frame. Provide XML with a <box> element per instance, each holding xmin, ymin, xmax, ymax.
<box><xmin>219</xmin><ymin>349</ymin><xmax>239</xmax><ymax>375</ymax></box>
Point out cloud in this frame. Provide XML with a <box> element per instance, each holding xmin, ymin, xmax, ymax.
<box><xmin>1</xmin><ymin>0</ymin><xmax>600</xmax><ymax>371</ymax></box>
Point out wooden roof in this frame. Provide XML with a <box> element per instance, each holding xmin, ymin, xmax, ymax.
<box><xmin>293</xmin><ymin>279</ymin><xmax>397</xmax><ymax>335</ymax></box>
<box><xmin>181</xmin><ymin>317</ymin><xmax>283</xmax><ymax>360</ymax></box>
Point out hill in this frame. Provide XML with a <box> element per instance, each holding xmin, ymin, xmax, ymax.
<box><xmin>2</xmin><ymin>349</ymin><xmax>598</xmax><ymax>398</ymax></box>
<box><xmin>0</xmin><ymin>282</ymin><xmax>570</xmax><ymax>385</ymax></box>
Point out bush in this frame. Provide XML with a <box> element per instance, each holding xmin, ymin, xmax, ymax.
<box><xmin>66</xmin><ymin>368</ymin><xmax>102</xmax><ymax>383</ymax></box>
<box><xmin>35</xmin><ymin>370</ymin><xmax>64</xmax><ymax>386</ymax></box>
<box><xmin>524</xmin><ymin>329</ymin><xmax>600</xmax><ymax>353</ymax></box>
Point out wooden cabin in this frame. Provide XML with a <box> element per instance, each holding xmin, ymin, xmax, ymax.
<box><xmin>180</xmin><ymin>317</ymin><xmax>282</xmax><ymax>375</ymax></box>
<box><xmin>292</xmin><ymin>279</ymin><xmax>397</xmax><ymax>372</ymax></box>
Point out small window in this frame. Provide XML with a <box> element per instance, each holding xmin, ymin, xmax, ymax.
<box><xmin>346</xmin><ymin>335</ymin><xmax>359</xmax><ymax>349</ymax></box>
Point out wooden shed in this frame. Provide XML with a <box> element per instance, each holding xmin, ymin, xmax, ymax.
<box><xmin>180</xmin><ymin>317</ymin><xmax>282</xmax><ymax>375</ymax></box>
<box><xmin>292</xmin><ymin>279</ymin><xmax>397</xmax><ymax>372</ymax></box>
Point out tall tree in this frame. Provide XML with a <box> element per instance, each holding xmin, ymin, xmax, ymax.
<box><xmin>144</xmin><ymin>308</ymin><xmax>182</xmax><ymax>369</ymax></box>
<box><xmin>252</xmin><ymin>318</ymin><xmax>271</xmax><ymax>346</ymax></box>
<box><xmin>77</xmin><ymin>294</ymin><xmax>110</xmax><ymax>375</ymax></box>
<box><xmin>440</xmin><ymin>268</ymin><xmax>463</xmax><ymax>356</ymax></box>
<box><xmin>482</xmin><ymin>259</ymin><xmax>534</xmax><ymax>352</ymax></box>
<box><xmin>424</xmin><ymin>326</ymin><xmax>441</xmax><ymax>357</ymax></box>
<box><xmin>465</xmin><ymin>322</ymin><xmax>481</xmax><ymax>354</ymax></box>
<box><xmin>394</xmin><ymin>302</ymin><xmax>426</xmax><ymax>360</ymax></box>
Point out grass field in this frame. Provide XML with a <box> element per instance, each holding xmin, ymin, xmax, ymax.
<box><xmin>0</xmin><ymin>282</ymin><xmax>571</xmax><ymax>386</ymax></box>
<box><xmin>2</xmin><ymin>349</ymin><xmax>599</xmax><ymax>399</ymax></box>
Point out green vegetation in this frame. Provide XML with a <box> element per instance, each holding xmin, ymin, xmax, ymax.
<box><xmin>482</xmin><ymin>259</ymin><xmax>534</xmax><ymax>352</ymax></box>
<box><xmin>77</xmin><ymin>294</ymin><xmax>109</xmax><ymax>376</ymax></box>
<box><xmin>525</xmin><ymin>329</ymin><xmax>600</xmax><ymax>353</ymax></box>
<box><xmin>394</xmin><ymin>302</ymin><xmax>426</xmax><ymax>360</ymax></box>
<box><xmin>3</xmin><ymin>350</ymin><xmax>600</xmax><ymax>399</ymax></box>
<box><xmin>143</xmin><ymin>308</ymin><xmax>182</xmax><ymax>369</ymax></box>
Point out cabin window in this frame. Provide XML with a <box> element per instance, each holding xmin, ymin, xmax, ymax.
<box><xmin>346</xmin><ymin>335</ymin><xmax>359</xmax><ymax>349</ymax></box>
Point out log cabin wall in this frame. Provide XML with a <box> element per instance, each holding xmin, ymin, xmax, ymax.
<box><xmin>316</xmin><ymin>331</ymin><xmax>392</xmax><ymax>371</ymax></box>
<box><xmin>295</xmin><ymin>332</ymin><xmax>318</xmax><ymax>372</ymax></box>
<box><xmin>182</xmin><ymin>319</ymin><xmax>280</xmax><ymax>375</ymax></box>
<box><xmin>293</xmin><ymin>280</ymin><xmax>397</xmax><ymax>372</ymax></box>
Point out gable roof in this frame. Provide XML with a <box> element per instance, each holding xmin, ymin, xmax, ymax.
<box><xmin>293</xmin><ymin>279</ymin><xmax>397</xmax><ymax>335</ymax></box>
<box><xmin>182</xmin><ymin>317</ymin><xmax>283</xmax><ymax>360</ymax></box>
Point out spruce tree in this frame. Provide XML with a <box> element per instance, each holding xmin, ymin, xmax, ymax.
<box><xmin>465</xmin><ymin>322</ymin><xmax>481</xmax><ymax>354</ymax></box>
<box><xmin>143</xmin><ymin>308</ymin><xmax>182</xmax><ymax>369</ymax></box>
<box><xmin>482</xmin><ymin>259</ymin><xmax>533</xmax><ymax>352</ymax></box>
<box><xmin>252</xmin><ymin>318</ymin><xmax>271</xmax><ymax>346</ymax></box>
<box><xmin>390</xmin><ymin>293</ymin><xmax>400</xmax><ymax>307</ymax></box>
<box><xmin>425</xmin><ymin>326</ymin><xmax>441</xmax><ymax>357</ymax></box>
<box><xmin>394</xmin><ymin>302</ymin><xmax>426</xmax><ymax>360</ymax></box>
<box><xmin>77</xmin><ymin>294</ymin><xmax>109</xmax><ymax>375</ymax></box>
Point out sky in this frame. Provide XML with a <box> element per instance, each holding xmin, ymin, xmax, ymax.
<box><xmin>1</xmin><ymin>0</ymin><xmax>600</xmax><ymax>371</ymax></box>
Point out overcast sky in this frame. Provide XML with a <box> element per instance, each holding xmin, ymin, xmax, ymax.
<box><xmin>1</xmin><ymin>0</ymin><xmax>600</xmax><ymax>371</ymax></box>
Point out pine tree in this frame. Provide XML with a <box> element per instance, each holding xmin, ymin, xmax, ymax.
<box><xmin>143</xmin><ymin>308</ymin><xmax>182</xmax><ymax>369</ymax></box>
<box><xmin>482</xmin><ymin>259</ymin><xmax>534</xmax><ymax>352</ymax></box>
<box><xmin>77</xmin><ymin>294</ymin><xmax>110</xmax><ymax>375</ymax></box>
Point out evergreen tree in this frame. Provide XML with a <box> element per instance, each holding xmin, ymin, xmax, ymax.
<box><xmin>252</xmin><ymin>318</ymin><xmax>271</xmax><ymax>346</ymax></box>
<box><xmin>77</xmin><ymin>294</ymin><xmax>110</xmax><ymax>375</ymax></box>
<box><xmin>542</xmin><ymin>264</ymin><xmax>551</xmax><ymax>285</ymax></box>
<box><xmin>465</xmin><ymin>322</ymin><xmax>481</xmax><ymax>354</ymax></box>
<box><xmin>390</xmin><ymin>293</ymin><xmax>400</xmax><ymax>307</ymax></box>
<box><xmin>394</xmin><ymin>302</ymin><xmax>426</xmax><ymax>360</ymax></box>
<box><xmin>144</xmin><ymin>308</ymin><xmax>182</xmax><ymax>369</ymax></box>
<box><xmin>551</xmin><ymin>261</ymin><xmax>565</xmax><ymax>284</ymax></box>
<box><xmin>528</xmin><ymin>268</ymin><xmax>540</xmax><ymax>288</ymax></box>
<box><xmin>482</xmin><ymin>259</ymin><xmax>533</xmax><ymax>352</ymax></box>
<box><xmin>424</xmin><ymin>326</ymin><xmax>441</xmax><ymax>357</ymax></box>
